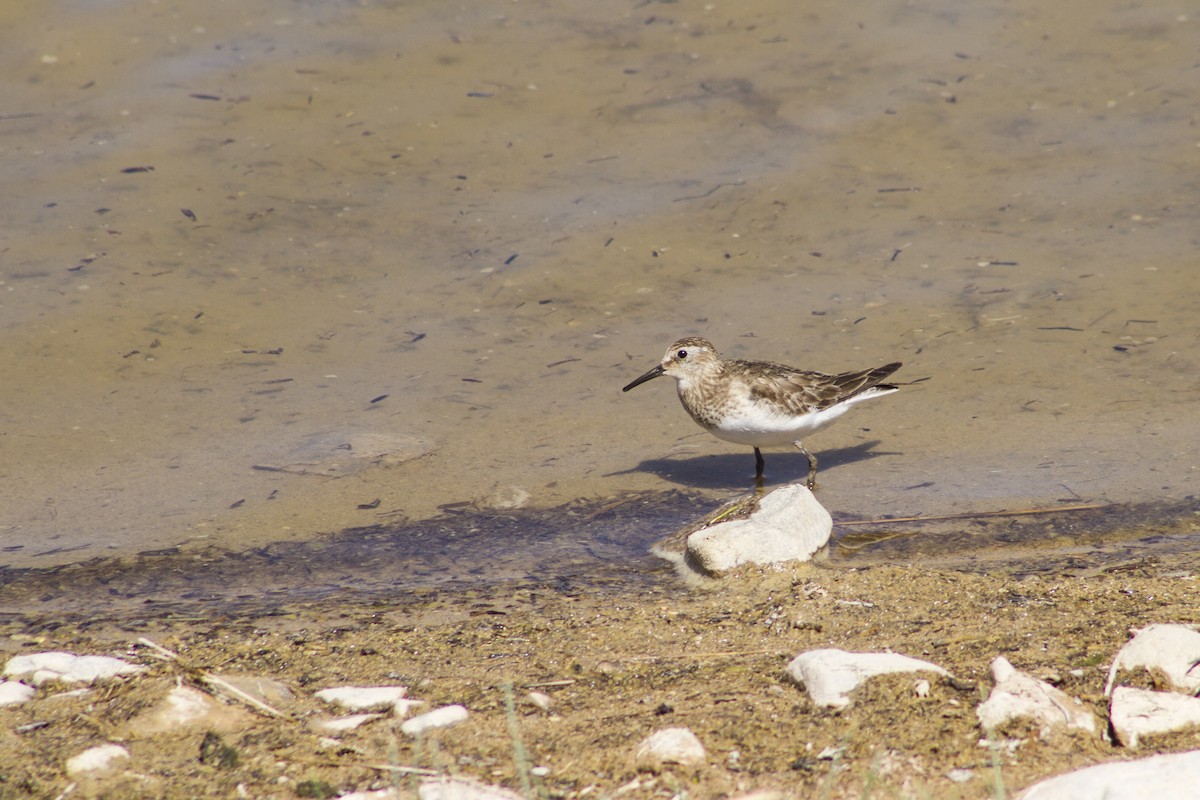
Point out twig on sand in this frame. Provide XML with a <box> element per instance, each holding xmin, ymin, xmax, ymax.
<box><xmin>136</xmin><ymin>637</ymin><xmax>287</xmax><ymax>718</ymax></box>
<box><xmin>624</xmin><ymin>648</ymin><xmax>786</xmax><ymax>661</ymax></box>
<box><xmin>293</xmin><ymin>759</ymin><xmax>439</xmax><ymax>776</ymax></box>
<box><xmin>835</xmin><ymin>501</ymin><xmax>1112</xmax><ymax>527</ymax></box>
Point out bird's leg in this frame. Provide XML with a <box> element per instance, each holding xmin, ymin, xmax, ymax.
<box><xmin>794</xmin><ymin>441</ymin><xmax>818</xmax><ymax>489</ymax></box>
<box><xmin>753</xmin><ymin>447</ymin><xmax>765</xmax><ymax>489</ymax></box>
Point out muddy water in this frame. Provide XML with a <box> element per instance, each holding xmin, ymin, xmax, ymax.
<box><xmin>1</xmin><ymin>1</ymin><xmax>1197</xmax><ymax>592</ymax></box>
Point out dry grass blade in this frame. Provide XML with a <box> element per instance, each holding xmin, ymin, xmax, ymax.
<box><xmin>835</xmin><ymin>501</ymin><xmax>1113</xmax><ymax>527</ymax></box>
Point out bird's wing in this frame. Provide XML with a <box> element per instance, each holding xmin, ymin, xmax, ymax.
<box><xmin>745</xmin><ymin>361</ymin><xmax>902</xmax><ymax>413</ymax></box>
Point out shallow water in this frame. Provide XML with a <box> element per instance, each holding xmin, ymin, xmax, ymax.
<box><xmin>1</xmin><ymin>1</ymin><xmax>1197</xmax><ymax>593</ymax></box>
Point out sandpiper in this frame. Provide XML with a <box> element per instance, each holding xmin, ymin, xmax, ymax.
<box><xmin>622</xmin><ymin>337</ymin><xmax>902</xmax><ymax>488</ymax></box>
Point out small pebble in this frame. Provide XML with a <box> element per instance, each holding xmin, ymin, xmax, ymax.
<box><xmin>947</xmin><ymin>768</ymin><xmax>974</xmax><ymax>783</ymax></box>
<box><xmin>526</xmin><ymin>691</ymin><xmax>553</xmax><ymax>711</ymax></box>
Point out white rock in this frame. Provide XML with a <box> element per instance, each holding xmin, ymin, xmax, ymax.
<box><xmin>125</xmin><ymin>684</ymin><xmax>254</xmax><ymax>736</ymax></box>
<box><xmin>60</xmin><ymin>655</ymin><xmax>145</xmax><ymax>683</ymax></box>
<box><xmin>314</xmin><ymin>686</ymin><xmax>410</xmax><ymax>711</ymax></box>
<box><xmin>633</xmin><ymin>727</ymin><xmax>707</xmax><ymax>769</ymax></box>
<box><xmin>4</xmin><ymin>652</ymin><xmax>145</xmax><ymax>685</ymax></box>
<box><xmin>418</xmin><ymin>775</ymin><xmax>526</xmax><ymax>800</ymax></box>
<box><xmin>1110</xmin><ymin>686</ymin><xmax>1200</xmax><ymax>748</ymax></box>
<box><xmin>786</xmin><ymin>648</ymin><xmax>949</xmax><ymax>709</ymax></box>
<box><xmin>976</xmin><ymin>657</ymin><xmax>1096</xmax><ymax>737</ymax></box>
<box><xmin>1015</xmin><ymin>748</ymin><xmax>1200</xmax><ymax>799</ymax></box>
<box><xmin>314</xmin><ymin>713</ymin><xmax>382</xmax><ymax>733</ymax></box>
<box><xmin>5</xmin><ymin>651</ymin><xmax>76</xmax><ymax>676</ymax></box>
<box><xmin>0</xmin><ymin>680</ymin><xmax>35</xmax><ymax>706</ymax></box>
<box><xmin>65</xmin><ymin>743</ymin><xmax>130</xmax><ymax>776</ymax></box>
<box><xmin>686</xmin><ymin>485</ymin><xmax>832</xmax><ymax>576</ymax></box>
<box><xmin>1104</xmin><ymin>624</ymin><xmax>1200</xmax><ymax>696</ymax></box>
<box><xmin>400</xmin><ymin>704</ymin><xmax>469</xmax><ymax>736</ymax></box>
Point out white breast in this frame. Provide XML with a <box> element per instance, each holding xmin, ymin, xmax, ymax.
<box><xmin>704</xmin><ymin>385</ymin><xmax>896</xmax><ymax>448</ymax></box>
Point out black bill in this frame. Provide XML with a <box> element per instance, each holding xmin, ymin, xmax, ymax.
<box><xmin>622</xmin><ymin>364</ymin><xmax>664</xmax><ymax>392</ymax></box>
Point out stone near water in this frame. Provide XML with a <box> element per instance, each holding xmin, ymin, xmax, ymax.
<box><xmin>786</xmin><ymin>648</ymin><xmax>949</xmax><ymax>709</ymax></box>
<box><xmin>686</xmin><ymin>484</ymin><xmax>832</xmax><ymax>576</ymax></box>
<box><xmin>481</xmin><ymin>484</ymin><xmax>531</xmax><ymax>510</ymax></box>
<box><xmin>976</xmin><ymin>656</ymin><xmax>1097</xmax><ymax>737</ymax></box>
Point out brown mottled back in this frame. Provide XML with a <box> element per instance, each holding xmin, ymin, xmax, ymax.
<box><xmin>739</xmin><ymin>359</ymin><xmax>902</xmax><ymax>415</ymax></box>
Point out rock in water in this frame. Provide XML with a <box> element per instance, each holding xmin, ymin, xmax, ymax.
<box><xmin>686</xmin><ymin>484</ymin><xmax>832</xmax><ymax>576</ymax></box>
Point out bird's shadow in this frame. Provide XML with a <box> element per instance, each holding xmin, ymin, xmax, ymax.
<box><xmin>614</xmin><ymin>441</ymin><xmax>895</xmax><ymax>490</ymax></box>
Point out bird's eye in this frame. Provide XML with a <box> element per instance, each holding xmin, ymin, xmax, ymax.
<box><xmin>676</xmin><ymin>349</ymin><xmax>688</xmax><ymax>360</ymax></box>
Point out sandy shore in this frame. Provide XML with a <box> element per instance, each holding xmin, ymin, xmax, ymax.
<box><xmin>3</xmin><ymin>551</ymin><xmax>1198</xmax><ymax>799</ymax></box>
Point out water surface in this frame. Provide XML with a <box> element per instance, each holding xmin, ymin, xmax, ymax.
<box><xmin>1</xmin><ymin>0</ymin><xmax>1197</xmax><ymax>590</ymax></box>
